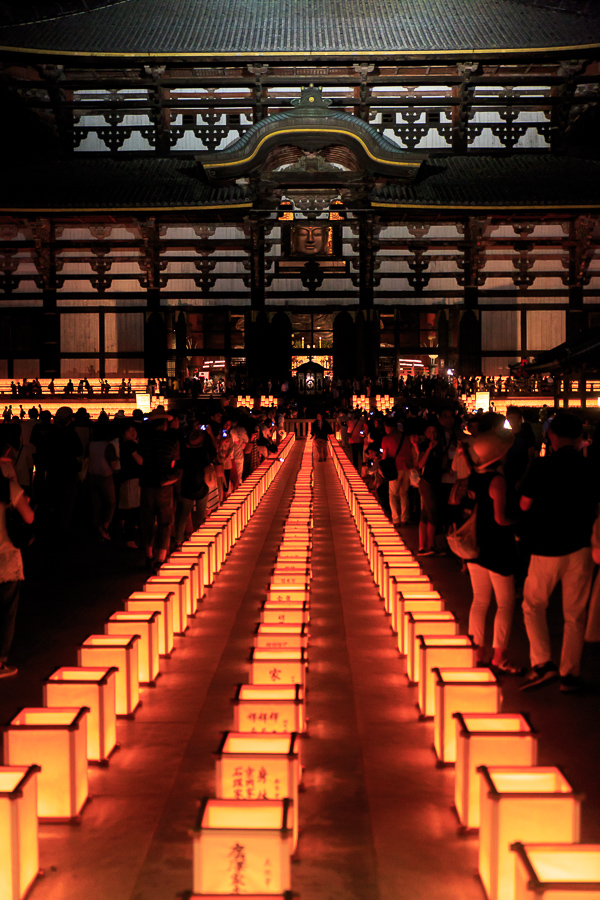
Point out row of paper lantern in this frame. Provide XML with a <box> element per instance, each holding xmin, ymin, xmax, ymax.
<box><xmin>329</xmin><ymin>436</ymin><xmax>600</xmax><ymax>900</ymax></box>
<box><xmin>0</xmin><ymin>435</ymin><xmax>295</xmax><ymax>900</ymax></box>
<box><xmin>351</xmin><ymin>394</ymin><xmax>395</xmax><ymax>412</ymax></box>
<box><xmin>191</xmin><ymin>440</ymin><xmax>315</xmax><ymax>898</ymax></box>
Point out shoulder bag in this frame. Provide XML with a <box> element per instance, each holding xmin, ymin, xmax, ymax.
<box><xmin>446</xmin><ymin>505</ymin><xmax>479</xmax><ymax>560</ymax></box>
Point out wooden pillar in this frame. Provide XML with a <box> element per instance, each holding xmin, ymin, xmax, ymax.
<box><xmin>30</xmin><ymin>218</ymin><xmax>61</xmax><ymax>378</ymax></box>
<box><xmin>247</xmin><ymin>217</ymin><xmax>266</xmax><ymax>311</ymax></box>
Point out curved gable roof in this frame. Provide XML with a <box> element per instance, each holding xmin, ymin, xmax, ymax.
<box><xmin>1</xmin><ymin>0</ymin><xmax>599</xmax><ymax>58</ymax></box>
<box><xmin>197</xmin><ymin>87</ymin><xmax>423</xmax><ymax>180</ymax></box>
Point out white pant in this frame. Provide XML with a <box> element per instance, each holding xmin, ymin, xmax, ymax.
<box><xmin>467</xmin><ymin>564</ymin><xmax>515</xmax><ymax>652</ymax></box>
<box><xmin>388</xmin><ymin>470</ymin><xmax>411</xmax><ymax>525</ymax></box>
<box><xmin>523</xmin><ymin>547</ymin><xmax>594</xmax><ymax>676</ymax></box>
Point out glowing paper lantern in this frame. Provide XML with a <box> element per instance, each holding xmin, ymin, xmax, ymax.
<box><xmin>269</xmin><ymin>574</ymin><xmax>311</xmax><ymax>588</ymax></box>
<box><xmin>433</xmin><ymin>668</ymin><xmax>500</xmax><ymax>765</ymax></box>
<box><xmin>43</xmin><ymin>667</ymin><xmax>117</xmax><ymax>765</ymax></box>
<box><xmin>145</xmin><ymin>576</ymin><xmax>187</xmax><ymax>635</ymax></box>
<box><xmin>478</xmin><ymin>767</ymin><xmax>582</xmax><ymax>900</ymax></box>
<box><xmin>396</xmin><ymin>593</ymin><xmax>444</xmax><ymax>652</ymax></box>
<box><xmin>167</xmin><ymin>552</ymin><xmax>203</xmax><ymax>602</ymax></box>
<box><xmin>417</xmin><ymin>635</ymin><xmax>476</xmax><ymax>718</ymax></box>
<box><xmin>177</xmin><ymin>545</ymin><xmax>210</xmax><ymax>597</ymax></box>
<box><xmin>261</xmin><ymin>603</ymin><xmax>310</xmax><ymax>626</ymax></box>
<box><xmin>215</xmin><ymin>732</ymin><xmax>300</xmax><ymax>849</ymax></box>
<box><xmin>105</xmin><ymin>610</ymin><xmax>160</xmax><ymax>686</ymax></box>
<box><xmin>185</xmin><ymin>536</ymin><xmax>217</xmax><ymax>584</ymax></box>
<box><xmin>278</xmin><ymin>541</ymin><xmax>312</xmax><ymax>553</ymax></box>
<box><xmin>233</xmin><ymin>685</ymin><xmax>305</xmax><ymax>734</ymax></box>
<box><xmin>78</xmin><ymin>635</ymin><xmax>140</xmax><ymax>718</ymax></box>
<box><xmin>207</xmin><ymin>513</ymin><xmax>236</xmax><ymax>553</ymax></box>
<box><xmin>3</xmin><ymin>708</ymin><xmax>88</xmax><ymax>822</ymax></box>
<box><xmin>158</xmin><ymin>563</ymin><xmax>197</xmax><ymax>616</ymax></box>
<box><xmin>254</xmin><ymin>624</ymin><xmax>309</xmax><ymax>650</ymax></box>
<box><xmin>277</xmin><ymin>552</ymin><xmax>311</xmax><ymax>564</ymax></box>
<box><xmin>250</xmin><ymin>649</ymin><xmax>307</xmax><ymax>688</ymax></box>
<box><xmin>126</xmin><ymin>592</ymin><xmax>174</xmax><ymax>656</ymax></box>
<box><xmin>0</xmin><ymin>765</ymin><xmax>40</xmax><ymax>900</ymax></box>
<box><xmin>512</xmin><ymin>843</ymin><xmax>600</xmax><ymax>900</ymax></box>
<box><xmin>455</xmin><ymin>714</ymin><xmax>538</xmax><ymax>831</ymax></box>
<box><xmin>406</xmin><ymin>612</ymin><xmax>458</xmax><ymax>683</ymax></box>
<box><xmin>383</xmin><ymin>572</ymin><xmax>431</xmax><ymax>616</ymax></box>
<box><xmin>267</xmin><ymin>586</ymin><xmax>310</xmax><ymax>603</ymax></box>
<box><xmin>192</xmin><ymin>798</ymin><xmax>293</xmax><ymax>895</ymax></box>
<box><xmin>188</xmin><ymin>531</ymin><xmax>223</xmax><ymax>577</ymax></box>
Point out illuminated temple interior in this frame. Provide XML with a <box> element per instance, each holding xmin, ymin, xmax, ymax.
<box><xmin>1</xmin><ymin>1</ymin><xmax>600</xmax><ymax>898</ymax></box>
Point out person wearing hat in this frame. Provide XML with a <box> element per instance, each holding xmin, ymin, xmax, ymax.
<box><xmin>465</xmin><ymin>425</ymin><xmax>519</xmax><ymax>674</ymax></box>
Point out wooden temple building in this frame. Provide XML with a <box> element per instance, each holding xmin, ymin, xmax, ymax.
<box><xmin>1</xmin><ymin>0</ymin><xmax>599</xmax><ymax>385</ymax></box>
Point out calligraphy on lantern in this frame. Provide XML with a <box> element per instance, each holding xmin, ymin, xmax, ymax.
<box><xmin>225</xmin><ymin>763</ymin><xmax>282</xmax><ymax>800</ymax></box>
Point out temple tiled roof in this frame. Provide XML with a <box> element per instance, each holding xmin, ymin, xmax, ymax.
<box><xmin>0</xmin><ymin>0</ymin><xmax>598</xmax><ymax>57</ymax></box>
<box><xmin>0</xmin><ymin>159</ymin><xmax>253</xmax><ymax>210</ymax></box>
<box><xmin>373</xmin><ymin>155</ymin><xmax>600</xmax><ymax>207</ymax></box>
<box><xmin>1</xmin><ymin>156</ymin><xmax>599</xmax><ymax>212</ymax></box>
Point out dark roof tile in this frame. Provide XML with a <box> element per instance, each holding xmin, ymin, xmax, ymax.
<box><xmin>1</xmin><ymin>155</ymin><xmax>599</xmax><ymax>211</ymax></box>
<box><xmin>0</xmin><ymin>0</ymin><xmax>598</xmax><ymax>55</ymax></box>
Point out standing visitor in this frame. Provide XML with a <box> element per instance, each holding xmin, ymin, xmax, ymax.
<box><xmin>465</xmin><ymin>428</ymin><xmax>519</xmax><ymax>672</ymax></box>
<box><xmin>0</xmin><ymin>470</ymin><xmax>34</xmax><ymax>678</ymax></box>
<box><xmin>416</xmin><ymin>422</ymin><xmax>443</xmax><ymax>556</ymax></box>
<box><xmin>118</xmin><ymin>421</ymin><xmax>143</xmax><ymax>549</ymax></box>
<box><xmin>381</xmin><ymin>416</ymin><xmax>416</xmax><ymax>528</ymax></box>
<box><xmin>519</xmin><ymin>413</ymin><xmax>600</xmax><ymax>692</ymax></box>
<box><xmin>311</xmin><ymin>412</ymin><xmax>332</xmax><ymax>461</ymax></box>
<box><xmin>87</xmin><ymin>422</ymin><xmax>119</xmax><ymax>541</ymax></box>
<box><xmin>139</xmin><ymin>410</ymin><xmax>179</xmax><ymax>572</ymax></box>
<box><xmin>173</xmin><ymin>427</ymin><xmax>214</xmax><ymax>546</ymax></box>
<box><xmin>348</xmin><ymin>410</ymin><xmax>366</xmax><ymax>471</ymax></box>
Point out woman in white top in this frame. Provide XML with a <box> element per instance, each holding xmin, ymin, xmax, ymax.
<box><xmin>0</xmin><ymin>470</ymin><xmax>34</xmax><ymax>678</ymax></box>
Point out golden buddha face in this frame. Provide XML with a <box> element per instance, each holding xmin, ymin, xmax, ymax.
<box><xmin>292</xmin><ymin>224</ymin><xmax>332</xmax><ymax>256</ymax></box>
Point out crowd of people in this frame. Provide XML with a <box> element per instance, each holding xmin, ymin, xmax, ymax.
<box><xmin>340</xmin><ymin>401</ymin><xmax>600</xmax><ymax>693</ymax></box>
<box><xmin>0</xmin><ymin>400</ymin><xmax>288</xmax><ymax>677</ymax></box>
<box><xmin>0</xmin><ymin>390</ymin><xmax>599</xmax><ymax>693</ymax></box>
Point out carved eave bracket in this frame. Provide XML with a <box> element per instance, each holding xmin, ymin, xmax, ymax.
<box><xmin>196</xmin><ymin>85</ymin><xmax>425</xmax><ymax>186</ymax></box>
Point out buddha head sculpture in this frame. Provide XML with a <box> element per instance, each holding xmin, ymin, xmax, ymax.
<box><xmin>291</xmin><ymin>224</ymin><xmax>333</xmax><ymax>256</ymax></box>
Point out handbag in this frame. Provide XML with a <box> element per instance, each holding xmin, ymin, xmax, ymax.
<box><xmin>381</xmin><ymin>434</ymin><xmax>405</xmax><ymax>481</ymax></box>
<box><xmin>446</xmin><ymin>505</ymin><xmax>479</xmax><ymax>560</ymax></box>
<box><xmin>409</xmin><ymin>467</ymin><xmax>421</xmax><ymax>488</ymax></box>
